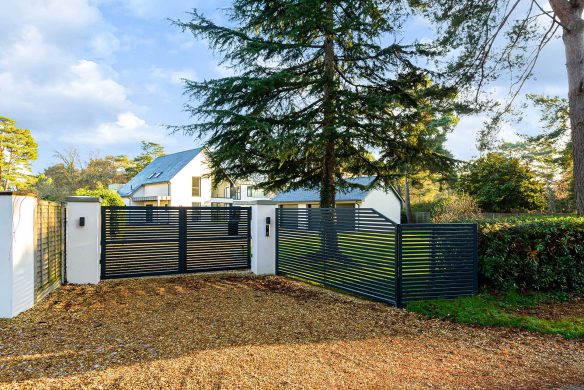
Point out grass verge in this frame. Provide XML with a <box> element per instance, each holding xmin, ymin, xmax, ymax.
<box><xmin>407</xmin><ymin>291</ymin><xmax>584</xmax><ymax>339</ymax></box>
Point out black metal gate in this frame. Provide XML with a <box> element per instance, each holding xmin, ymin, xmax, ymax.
<box><xmin>275</xmin><ymin>208</ymin><xmax>478</xmax><ymax>307</ymax></box>
<box><xmin>276</xmin><ymin>207</ymin><xmax>399</xmax><ymax>305</ymax></box>
<box><xmin>101</xmin><ymin>206</ymin><xmax>251</xmax><ymax>279</ymax></box>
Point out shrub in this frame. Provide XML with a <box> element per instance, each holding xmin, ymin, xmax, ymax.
<box><xmin>74</xmin><ymin>184</ymin><xmax>124</xmax><ymax>206</ymax></box>
<box><xmin>411</xmin><ymin>201</ymin><xmax>437</xmax><ymax>213</ymax></box>
<box><xmin>458</xmin><ymin>152</ymin><xmax>546</xmax><ymax>212</ymax></box>
<box><xmin>478</xmin><ymin>216</ymin><xmax>584</xmax><ymax>293</ymax></box>
<box><xmin>432</xmin><ymin>194</ymin><xmax>482</xmax><ymax>223</ymax></box>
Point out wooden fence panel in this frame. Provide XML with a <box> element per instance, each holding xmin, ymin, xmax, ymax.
<box><xmin>35</xmin><ymin>200</ymin><xmax>64</xmax><ymax>301</ymax></box>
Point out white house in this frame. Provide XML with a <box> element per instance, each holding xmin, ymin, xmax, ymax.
<box><xmin>272</xmin><ymin>177</ymin><xmax>403</xmax><ymax>223</ymax></box>
<box><xmin>117</xmin><ymin>148</ymin><xmax>270</xmax><ymax>206</ymax></box>
<box><xmin>118</xmin><ymin>148</ymin><xmax>402</xmax><ymax>222</ymax></box>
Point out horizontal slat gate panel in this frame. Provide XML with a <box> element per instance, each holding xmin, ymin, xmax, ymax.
<box><xmin>276</xmin><ymin>208</ymin><xmax>397</xmax><ymax>305</ymax></box>
<box><xmin>400</xmin><ymin>223</ymin><xmax>478</xmax><ymax>303</ymax></box>
<box><xmin>102</xmin><ymin>206</ymin><xmax>251</xmax><ymax>279</ymax></box>
<box><xmin>186</xmin><ymin>240</ymin><xmax>249</xmax><ymax>271</ymax></box>
<box><xmin>276</xmin><ymin>209</ymin><xmax>478</xmax><ymax>307</ymax></box>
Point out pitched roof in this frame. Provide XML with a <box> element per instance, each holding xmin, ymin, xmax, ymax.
<box><xmin>118</xmin><ymin>148</ymin><xmax>203</xmax><ymax>197</ymax></box>
<box><xmin>272</xmin><ymin>177</ymin><xmax>403</xmax><ymax>203</ymax></box>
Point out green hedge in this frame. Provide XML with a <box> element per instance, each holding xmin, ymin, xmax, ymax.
<box><xmin>478</xmin><ymin>217</ymin><xmax>584</xmax><ymax>293</ymax></box>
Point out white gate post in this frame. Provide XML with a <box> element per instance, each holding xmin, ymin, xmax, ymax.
<box><xmin>235</xmin><ymin>200</ymin><xmax>277</xmax><ymax>275</ymax></box>
<box><xmin>66</xmin><ymin>196</ymin><xmax>101</xmax><ymax>284</ymax></box>
<box><xmin>0</xmin><ymin>193</ymin><xmax>37</xmax><ymax>318</ymax></box>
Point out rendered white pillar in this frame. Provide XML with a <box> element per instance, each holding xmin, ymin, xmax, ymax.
<box><xmin>0</xmin><ymin>193</ymin><xmax>37</xmax><ymax>318</ymax></box>
<box><xmin>66</xmin><ymin>196</ymin><xmax>101</xmax><ymax>284</ymax></box>
<box><xmin>235</xmin><ymin>200</ymin><xmax>277</xmax><ymax>275</ymax></box>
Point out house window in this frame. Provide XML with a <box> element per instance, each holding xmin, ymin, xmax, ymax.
<box><xmin>192</xmin><ymin>177</ymin><xmax>201</xmax><ymax>197</ymax></box>
<box><xmin>192</xmin><ymin>202</ymin><xmax>201</xmax><ymax>207</ymax></box>
<box><xmin>247</xmin><ymin>186</ymin><xmax>264</xmax><ymax>198</ymax></box>
<box><xmin>223</xmin><ymin>186</ymin><xmax>241</xmax><ymax>200</ymax></box>
<box><xmin>147</xmin><ymin>171</ymin><xmax>163</xmax><ymax>179</ymax></box>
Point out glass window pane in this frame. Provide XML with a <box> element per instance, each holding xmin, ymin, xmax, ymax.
<box><xmin>192</xmin><ymin>177</ymin><xmax>201</xmax><ymax>196</ymax></box>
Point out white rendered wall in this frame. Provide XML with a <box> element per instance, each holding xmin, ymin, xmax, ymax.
<box><xmin>235</xmin><ymin>200</ymin><xmax>277</xmax><ymax>275</ymax></box>
<box><xmin>66</xmin><ymin>197</ymin><xmax>101</xmax><ymax>284</ymax></box>
<box><xmin>0</xmin><ymin>195</ymin><xmax>36</xmax><ymax>318</ymax></box>
<box><xmin>132</xmin><ymin>186</ymin><xmax>146</xmax><ymax>198</ymax></box>
<box><xmin>0</xmin><ymin>196</ymin><xmax>12</xmax><ymax>317</ymax></box>
<box><xmin>362</xmin><ymin>189</ymin><xmax>402</xmax><ymax>224</ymax></box>
<box><xmin>143</xmin><ymin>182</ymin><xmax>170</xmax><ymax>197</ymax></box>
<box><xmin>239</xmin><ymin>184</ymin><xmax>271</xmax><ymax>201</ymax></box>
<box><xmin>170</xmin><ymin>152</ymin><xmax>213</xmax><ymax>206</ymax></box>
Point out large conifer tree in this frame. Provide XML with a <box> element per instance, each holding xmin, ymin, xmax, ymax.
<box><xmin>174</xmin><ymin>0</ymin><xmax>458</xmax><ymax>207</ymax></box>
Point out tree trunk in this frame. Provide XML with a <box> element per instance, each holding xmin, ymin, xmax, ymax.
<box><xmin>405</xmin><ymin>176</ymin><xmax>413</xmax><ymax>223</ymax></box>
<box><xmin>319</xmin><ymin>0</ymin><xmax>346</xmax><ymax>262</ymax></box>
<box><xmin>3</xmin><ymin>165</ymin><xmax>11</xmax><ymax>191</ymax></box>
<box><xmin>319</xmin><ymin>0</ymin><xmax>336</xmax><ymax>208</ymax></box>
<box><xmin>551</xmin><ymin>0</ymin><xmax>584</xmax><ymax>214</ymax></box>
<box><xmin>564</xmin><ymin>21</ymin><xmax>584</xmax><ymax>215</ymax></box>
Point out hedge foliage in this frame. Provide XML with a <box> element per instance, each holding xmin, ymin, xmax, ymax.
<box><xmin>74</xmin><ymin>184</ymin><xmax>124</xmax><ymax>206</ymax></box>
<box><xmin>478</xmin><ymin>217</ymin><xmax>584</xmax><ymax>293</ymax></box>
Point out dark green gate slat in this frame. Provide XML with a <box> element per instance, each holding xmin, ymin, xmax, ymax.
<box><xmin>275</xmin><ymin>208</ymin><xmax>478</xmax><ymax>307</ymax></box>
<box><xmin>101</xmin><ymin>206</ymin><xmax>251</xmax><ymax>279</ymax></box>
<box><xmin>399</xmin><ymin>223</ymin><xmax>478</xmax><ymax>304</ymax></box>
<box><xmin>276</xmin><ymin>208</ymin><xmax>398</xmax><ymax>305</ymax></box>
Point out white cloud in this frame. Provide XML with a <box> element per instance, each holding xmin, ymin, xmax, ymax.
<box><xmin>212</xmin><ymin>62</ymin><xmax>236</xmax><ymax>77</ymax></box>
<box><xmin>91</xmin><ymin>32</ymin><xmax>121</xmax><ymax>58</ymax></box>
<box><xmin>169</xmin><ymin>69</ymin><xmax>197</xmax><ymax>85</ymax></box>
<box><xmin>0</xmin><ymin>26</ymin><xmax>65</xmax><ymax>79</ymax></box>
<box><xmin>66</xmin><ymin>112</ymin><xmax>165</xmax><ymax>146</ymax></box>
<box><xmin>0</xmin><ymin>0</ymin><xmax>103</xmax><ymax>47</ymax></box>
<box><xmin>115</xmin><ymin>0</ymin><xmax>202</xmax><ymax>19</ymax></box>
<box><xmin>150</xmin><ymin>67</ymin><xmax>197</xmax><ymax>85</ymax></box>
<box><xmin>0</xmin><ymin>55</ymin><xmax>130</xmax><ymax>129</ymax></box>
<box><xmin>499</xmin><ymin>122</ymin><xmax>522</xmax><ymax>143</ymax></box>
<box><xmin>0</xmin><ymin>0</ymin><xmax>570</xmax><ymax>172</ymax></box>
<box><xmin>0</xmin><ymin>0</ymin><xmax>170</xmax><ymax>168</ymax></box>
<box><xmin>446</xmin><ymin>116</ymin><xmax>522</xmax><ymax>161</ymax></box>
<box><xmin>165</xmin><ymin>31</ymin><xmax>196</xmax><ymax>52</ymax></box>
<box><xmin>57</xmin><ymin>60</ymin><xmax>127</xmax><ymax>103</ymax></box>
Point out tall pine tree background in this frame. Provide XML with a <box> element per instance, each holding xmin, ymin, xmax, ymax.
<box><xmin>173</xmin><ymin>0</ymin><xmax>460</xmax><ymax>207</ymax></box>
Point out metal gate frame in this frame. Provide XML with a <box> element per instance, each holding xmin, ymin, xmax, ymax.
<box><xmin>101</xmin><ymin>206</ymin><xmax>251</xmax><ymax>279</ymax></box>
<box><xmin>275</xmin><ymin>207</ymin><xmax>478</xmax><ymax>307</ymax></box>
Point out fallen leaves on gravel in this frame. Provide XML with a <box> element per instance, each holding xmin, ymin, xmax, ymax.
<box><xmin>0</xmin><ymin>273</ymin><xmax>582</xmax><ymax>389</ymax></box>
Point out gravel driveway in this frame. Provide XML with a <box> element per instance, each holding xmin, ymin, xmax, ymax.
<box><xmin>0</xmin><ymin>273</ymin><xmax>582</xmax><ymax>389</ymax></box>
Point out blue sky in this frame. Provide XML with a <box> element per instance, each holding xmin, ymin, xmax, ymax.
<box><xmin>0</xmin><ymin>0</ymin><xmax>569</xmax><ymax>172</ymax></box>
